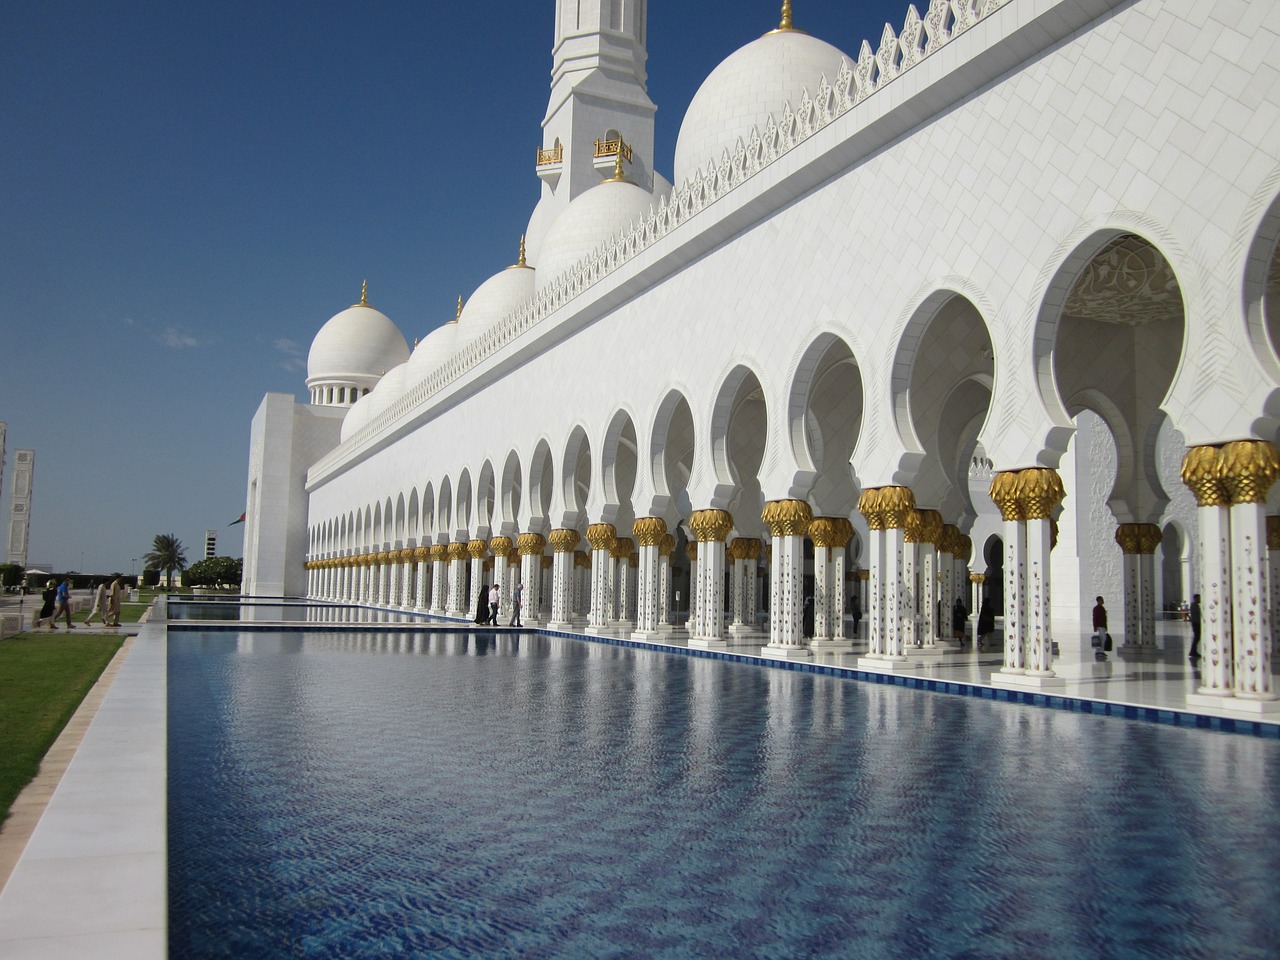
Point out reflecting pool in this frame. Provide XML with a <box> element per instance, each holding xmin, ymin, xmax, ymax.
<box><xmin>168</xmin><ymin>629</ymin><xmax>1280</xmax><ymax>959</ymax></box>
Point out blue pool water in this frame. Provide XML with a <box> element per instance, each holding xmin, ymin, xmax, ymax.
<box><xmin>166</xmin><ymin>600</ymin><xmax>429</xmax><ymax>623</ymax></box>
<box><xmin>168</xmin><ymin>629</ymin><xmax>1280</xmax><ymax>959</ymax></box>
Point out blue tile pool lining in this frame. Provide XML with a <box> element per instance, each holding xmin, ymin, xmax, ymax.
<box><xmin>166</xmin><ymin>614</ymin><xmax>1280</xmax><ymax>740</ymax></box>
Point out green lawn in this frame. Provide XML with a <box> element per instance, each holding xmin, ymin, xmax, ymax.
<box><xmin>0</xmin><ymin>633</ymin><xmax>124</xmax><ymax>823</ymax></box>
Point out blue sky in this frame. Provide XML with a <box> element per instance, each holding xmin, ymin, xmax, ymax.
<box><xmin>0</xmin><ymin>0</ymin><xmax>912</xmax><ymax>575</ymax></box>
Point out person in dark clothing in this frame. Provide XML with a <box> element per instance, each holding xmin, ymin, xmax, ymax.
<box><xmin>976</xmin><ymin>598</ymin><xmax>995</xmax><ymax>648</ymax></box>
<box><xmin>850</xmin><ymin>594</ymin><xmax>862</xmax><ymax>637</ymax></box>
<box><xmin>474</xmin><ymin>585</ymin><xmax>491</xmax><ymax>624</ymax></box>
<box><xmin>1092</xmin><ymin>596</ymin><xmax>1109</xmax><ymax>660</ymax></box>
<box><xmin>802</xmin><ymin>596</ymin><xmax>814</xmax><ymax>638</ymax></box>
<box><xmin>1188</xmin><ymin>593</ymin><xmax>1202</xmax><ymax>660</ymax></box>
<box><xmin>952</xmin><ymin>597</ymin><xmax>967</xmax><ymax>641</ymax></box>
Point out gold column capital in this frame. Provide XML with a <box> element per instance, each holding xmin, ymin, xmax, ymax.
<box><xmin>659</xmin><ymin>533</ymin><xmax>676</xmax><ymax>557</ymax></box>
<box><xmin>489</xmin><ymin>536</ymin><xmax>514</xmax><ymax>558</ymax></box>
<box><xmin>548</xmin><ymin>528</ymin><xmax>581</xmax><ymax>553</ymax></box>
<box><xmin>857</xmin><ymin>488</ymin><xmax>884</xmax><ymax>531</ymax></box>
<box><xmin>632</xmin><ymin>517</ymin><xmax>667</xmax><ymax>547</ymax></box>
<box><xmin>610</xmin><ymin>537</ymin><xmax>634</xmax><ymax>559</ymax></box>
<box><xmin>574</xmin><ymin>549</ymin><xmax>590</xmax><ymax>569</ymax></box>
<box><xmin>856</xmin><ymin>568</ymin><xmax>870</xmax><ymax>581</ymax></box>
<box><xmin>1268</xmin><ymin>515</ymin><xmax>1280</xmax><ymax>551</ymax></box>
<box><xmin>413</xmin><ymin>546</ymin><xmax>429</xmax><ymax>560</ymax></box>
<box><xmin>586</xmin><ymin>522</ymin><xmax>617</xmax><ymax>551</ymax></box>
<box><xmin>1180</xmin><ymin>445</ymin><xmax>1229</xmax><ymax>507</ymax></box>
<box><xmin>399</xmin><ymin>548</ymin><xmax>415</xmax><ymax>561</ymax></box>
<box><xmin>517</xmin><ymin>532</ymin><xmax>546</xmax><ymax>556</ymax></box>
<box><xmin>685</xmin><ymin>542</ymin><xmax>699</xmax><ymax>562</ymax></box>
<box><xmin>468</xmin><ymin>539</ymin><xmax>488</xmax><ymax>560</ymax></box>
<box><xmin>1115</xmin><ymin>523</ymin><xmax>1142</xmax><ymax>555</ymax></box>
<box><xmin>1017</xmin><ymin>468</ymin><xmax>1065</xmax><ymax>520</ymax></box>
<box><xmin>430</xmin><ymin>544</ymin><xmax>448</xmax><ymax>561</ymax></box>
<box><xmin>903</xmin><ymin>509</ymin><xmax>925</xmax><ymax>544</ymax></box>
<box><xmin>691</xmin><ymin>508</ymin><xmax>734</xmax><ymax>542</ymax></box>
<box><xmin>1219</xmin><ymin>439</ymin><xmax>1280</xmax><ymax>505</ymax></box>
<box><xmin>988</xmin><ymin>471</ymin><xmax>1023</xmax><ymax>521</ymax></box>
<box><xmin>446</xmin><ymin>542</ymin><xmax>468</xmax><ymax>561</ymax></box>
<box><xmin>762</xmin><ymin>499</ymin><xmax>813</xmax><ymax>537</ymax></box>
<box><xmin>970</xmin><ymin>573</ymin><xmax>986</xmax><ymax>584</ymax></box>
<box><xmin>877</xmin><ymin>487</ymin><xmax>916</xmax><ymax>529</ymax></box>
<box><xmin>735</xmin><ymin>537</ymin><xmax>762</xmax><ymax>560</ymax></box>
<box><xmin>540</xmin><ymin>555</ymin><xmax>553</xmax><ymax>569</ymax></box>
<box><xmin>918</xmin><ymin>509</ymin><xmax>944</xmax><ymax>545</ymax></box>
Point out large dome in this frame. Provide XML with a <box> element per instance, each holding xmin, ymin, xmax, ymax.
<box><xmin>456</xmin><ymin>262</ymin><xmax>536</xmax><ymax>347</ymax></box>
<box><xmin>673</xmin><ymin>27</ymin><xmax>850</xmax><ymax>187</ymax></box>
<box><xmin>307</xmin><ymin>301</ymin><xmax>410</xmax><ymax>387</ymax></box>
<box><xmin>534</xmin><ymin>176</ymin><xmax>656</xmax><ymax>291</ymax></box>
<box><xmin>340</xmin><ymin>391</ymin><xmax>376</xmax><ymax>443</ymax></box>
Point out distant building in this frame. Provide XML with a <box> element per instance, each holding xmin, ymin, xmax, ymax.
<box><xmin>7</xmin><ymin>450</ymin><xmax>34</xmax><ymax>569</ymax></box>
<box><xmin>204</xmin><ymin>529</ymin><xmax>217</xmax><ymax>559</ymax></box>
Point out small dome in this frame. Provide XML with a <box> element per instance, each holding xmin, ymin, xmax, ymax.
<box><xmin>307</xmin><ymin>301</ymin><xmax>410</xmax><ymax>388</ymax></box>
<box><xmin>457</xmin><ymin>263</ymin><xmax>536</xmax><ymax>347</ymax></box>
<box><xmin>524</xmin><ymin>194</ymin><xmax>561</xmax><ymax>269</ymax></box>
<box><xmin>673</xmin><ymin>27</ymin><xmax>850</xmax><ymax>187</ymax></box>
<box><xmin>364</xmin><ymin>360</ymin><xmax>411</xmax><ymax>420</ymax></box>
<box><xmin>407</xmin><ymin>321</ymin><xmax>459</xmax><ymax>379</ymax></box>
<box><xmin>534</xmin><ymin>176</ymin><xmax>656</xmax><ymax>291</ymax></box>
<box><xmin>340</xmin><ymin>391</ymin><xmax>376</xmax><ymax>443</ymax></box>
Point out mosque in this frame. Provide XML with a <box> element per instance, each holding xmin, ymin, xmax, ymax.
<box><xmin>243</xmin><ymin>0</ymin><xmax>1280</xmax><ymax>713</ymax></box>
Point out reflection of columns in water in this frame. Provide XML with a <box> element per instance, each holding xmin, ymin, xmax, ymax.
<box><xmin>491</xmin><ymin>537</ymin><xmax>514</xmax><ymax>622</ymax></box>
<box><xmin>548</xmin><ymin>529</ymin><xmax>579</xmax><ymax>625</ymax></box>
<box><xmin>586</xmin><ymin>523</ymin><xmax>616</xmax><ymax>630</ymax></box>
<box><xmin>762</xmin><ymin>499</ymin><xmax>812</xmax><ymax>657</ymax></box>
<box><xmin>690</xmin><ymin>509</ymin><xmax>732</xmax><ymax>646</ymax></box>
<box><xmin>632</xmin><ymin>518</ymin><xmax>666</xmax><ymax>636</ymax></box>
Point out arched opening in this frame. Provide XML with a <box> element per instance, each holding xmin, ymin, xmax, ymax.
<box><xmin>603</xmin><ymin>411</ymin><xmax>638</xmax><ymax>529</ymax></box>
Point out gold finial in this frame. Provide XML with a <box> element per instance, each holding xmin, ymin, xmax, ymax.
<box><xmin>413</xmin><ymin>336</ymin><xmax>419</xmax><ymax>348</ymax></box>
<box><xmin>780</xmin><ymin>0</ymin><xmax>793</xmax><ymax>30</ymax></box>
<box><xmin>512</xmin><ymin>234</ymin><xmax>527</xmax><ymax>268</ymax></box>
<box><xmin>607</xmin><ymin>150</ymin><xmax>628</xmax><ymax>182</ymax></box>
<box><xmin>448</xmin><ymin>294</ymin><xmax>462</xmax><ymax>324</ymax></box>
<box><xmin>360</xmin><ymin>279</ymin><xmax>368</xmax><ymax>305</ymax></box>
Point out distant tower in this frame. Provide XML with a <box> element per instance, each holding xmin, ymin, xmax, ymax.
<box><xmin>0</xmin><ymin>421</ymin><xmax>6</xmax><ymax>511</ymax></box>
<box><xmin>6</xmin><ymin>450</ymin><xmax>34</xmax><ymax>568</ymax></box>
<box><xmin>529</xmin><ymin>0</ymin><xmax>657</xmax><ymax>262</ymax></box>
<box><xmin>205</xmin><ymin>529</ymin><xmax>217</xmax><ymax>559</ymax></box>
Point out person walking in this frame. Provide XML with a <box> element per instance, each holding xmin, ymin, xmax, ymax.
<box><xmin>850</xmin><ymin>593</ymin><xmax>861</xmax><ymax>638</ymax></box>
<box><xmin>52</xmin><ymin>578</ymin><xmax>75</xmax><ymax>629</ymax></box>
<box><xmin>1092</xmin><ymin>596</ymin><xmax>1108</xmax><ymax>660</ymax></box>
<box><xmin>83</xmin><ymin>580</ymin><xmax>109</xmax><ymax>626</ymax></box>
<box><xmin>474</xmin><ymin>585</ymin><xmax>491</xmax><ymax>624</ymax></box>
<box><xmin>977</xmin><ymin>597</ymin><xmax>995</xmax><ymax>648</ymax></box>
<box><xmin>1188</xmin><ymin>593</ymin><xmax>1202</xmax><ymax>660</ymax></box>
<box><xmin>35</xmin><ymin>579</ymin><xmax>58</xmax><ymax>630</ymax></box>
<box><xmin>510</xmin><ymin>581</ymin><xmax>523</xmax><ymax>627</ymax></box>
<box><xmin>105</xmin><ymin>578</ymin><xmax>123</xmax><ymax>627</ymax></box>
<box><xmin>489</xmin><ymin>583</ymin><xmax>501</xmax><ymax>625</ymax></box>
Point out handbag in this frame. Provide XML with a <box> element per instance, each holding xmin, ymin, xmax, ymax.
<box><xmin>1104</xmin><ymin>633</ymin><xmax>1113</xmax><ymax>651</ymax></box>
<box><xmin>1091</xmin><ymin>634</ymin><xmax>1101</xmax><ymax>648</ymax></box>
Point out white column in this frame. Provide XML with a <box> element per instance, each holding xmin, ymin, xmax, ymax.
<box><xmin>1024</xmin><ymin>516</ymin><xmax>1055</xmax><ymax>676</ymax></box>
<box><xmin>547</xmin><ymin>530</ymin><xmax>580</xmax><ymax>628</ymax></box>
<box><xmin>762</xmin><ymin>499</ymin><xmax>812</xmax><ymax>660</ymax></box>
<box><xmin>689</xmin><ymin>510</ymin><xmax>731</xmax><ymax>649</ymax></box>
<box><xmin>518</xmin><ymin>535</ymin><xmax>546</xmax><ymax>626</ymax></box>
<box><xmin>658</xmin><ymin>537</ymin><xmax>674</xmax><ymax>631</ymax></box>
<box><xmin>585</xmin><ymin>524</ymin><xmax>616</xmax><ymax>633</ymax></box>
<box><xmin>1229</xmin><ymin>500</ymin><xmax>1275</xmax><ymax>700</ymax></box>
<box><xmin>632</xmin><ymin>519</ymin><xmax>665</xmax><ymax>638</ymax></box>
<box><xmin>901</xmin><ymin>535</ymin><xmax>920</xmax><ymax>649</ymax></box>
<box><xmin>430</xmin><ymin>551</ymin><xmax>448</xmax><ymax>615</ymax></box>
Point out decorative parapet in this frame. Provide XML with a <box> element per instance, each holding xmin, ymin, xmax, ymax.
<box><xmin>593</xmin><ymin>138</ymin><xmax>633</xmax><ymax>162</ymax></box>
<box><xmin>310</xmin><ymin>0</ymin><xmax>1014</xmax><ymax>479</ymax></box>
<box><xmin>536</xmin><ymin>144</ymin><xmax>563</xmax><ymax>165</ymax></box>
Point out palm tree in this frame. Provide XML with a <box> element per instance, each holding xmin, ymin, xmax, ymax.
<box><xmin>143</xmin><ymin>534</ymin><xmax>187</xmax><ymax>589</ymax></box>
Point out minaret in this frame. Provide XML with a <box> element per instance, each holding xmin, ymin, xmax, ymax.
<box><xmin>539</xmin><ymin>0</ymin><xmax>656</xmax><ymax>201</ymax></box>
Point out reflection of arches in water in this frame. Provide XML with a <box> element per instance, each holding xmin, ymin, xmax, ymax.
<box><xmin>983</xmin><ymin>534</ymin><xmax>1005</xmax><ymax>615</ymax></box>
<box><xmin>1161</xmin><ymin>522</ymin><xmax>1185</xmax><ymax>610</ymax></box>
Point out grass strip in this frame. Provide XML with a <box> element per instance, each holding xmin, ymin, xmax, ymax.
<box><xmin>0</xmin><ymin>633</ymin><xmax>124</xmax><ymax>823</ymax></box>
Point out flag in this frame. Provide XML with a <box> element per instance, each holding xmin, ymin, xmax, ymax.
<box><xmin>229</xmin><ymin>512</ymin><xmax>245</xmax><ymax>526</ymax></box>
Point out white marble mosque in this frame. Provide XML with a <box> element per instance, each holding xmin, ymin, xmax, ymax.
<box><xmin>244</xmin><ymin>0</ymin><xmax>1280</xmax><ymax>715</ymax></box>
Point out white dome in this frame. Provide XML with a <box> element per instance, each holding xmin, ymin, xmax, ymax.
<box><xmin>673</xmin><ymin>28</ymin><xmax>850</xmax><ymax>187</ymax></box>
<box><xmin>457</xmin><ymin>264</ymin><xmax>536</xmax><ymax>347</ymax></box>
<box><xmin>364</xmin><ymin>360</ymin><xmax>411</xmax><ymax>420</ymax></box>
<box><xmin>534</xmin><ymin>177</ymin><xmax>656</xmax><ymax>291</ymax></box>
<box><xmin>407</xmin><ymin>321</ymin><xmax>459</xmax><ymax>378</ymax></box>
<box><xmin>307</xmin><ymin>302</ymin><xmax>410</xmax><ymax>386</ymax></box>
<box><xmin>340</xmin><ymin>391</ymin><xmax>376</xmax><ymax>443</ymax></box>
<box><xmin>524</xmin><ymin>194</ymin><xmax>561</xmax><ymax>268</ymax></box>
